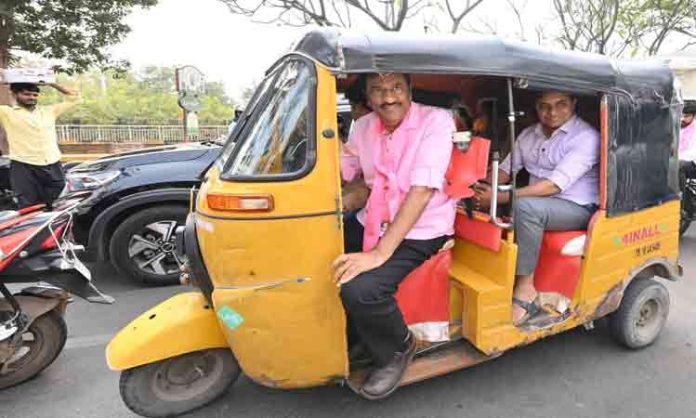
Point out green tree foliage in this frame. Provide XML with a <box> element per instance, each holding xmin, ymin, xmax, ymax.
<box><xmin>41</xmin><ymin>67</ymin><xmax>235</xmax><ymax>125</ymax></box>
<box><xmin>0</xmin><ymin>0</ymin><xmax>158</xmax><ymax>71</ymax></box>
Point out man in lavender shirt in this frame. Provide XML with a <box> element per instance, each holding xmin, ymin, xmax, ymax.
<box><xmin>475</xmin><ymin>91</ymin><xmax>599</xmax><ymax>325</ymax></box>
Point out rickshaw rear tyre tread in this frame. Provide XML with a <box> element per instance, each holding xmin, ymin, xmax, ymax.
<box><xmin>109</xmin><ymin>204</ymin><xmax>188</xmax><ymax>287</ymax></box>
<box><xmin>0</xmin><ymin>311</ymin><xmax>67</xmax><ymax>390</ymax></box>
<box><xmin>609</xmin><ymin>277</ymin><xmax>669</xmax><ymax>350</ymax></box>
<box><xmin>119</xmin><ymin>348</ymin><xmax>240</xmax><ymax>418</ymax></box>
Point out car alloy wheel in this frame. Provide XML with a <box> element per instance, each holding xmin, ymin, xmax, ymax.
<box><xmin>128</xmin><ymin>220</ymin><xmax>185</xmax><ymax>277</ymax></box>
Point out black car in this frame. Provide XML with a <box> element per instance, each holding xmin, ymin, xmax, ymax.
<box><xmin>67</xmin><ymin>100</ymin><xmax>353</xmax><ymax>286</ymax></box>
<box><xmin>65</xmin><ymin>141</ymin><xmax>221</xmax><ymax>285</ymax></box>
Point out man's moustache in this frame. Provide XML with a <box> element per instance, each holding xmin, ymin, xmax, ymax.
<box><xmin>380</xmin><ymin>102</ymin><xmax>400</xmax><ymax>109</ymax></box>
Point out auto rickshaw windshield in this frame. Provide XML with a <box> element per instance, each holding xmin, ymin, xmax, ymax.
<box><xmin>217</xmin><ymin>71</ymin><xmax>274</xmax><ymax>166</ymax></box>
<box><xmin>218</xmin><ymin>58</ymin><xmax>316</xmax><ymax>179</ymax></box>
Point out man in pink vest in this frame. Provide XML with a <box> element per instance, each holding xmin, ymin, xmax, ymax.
<box><xmin>335</xmin><ymin>73</ymin><xmax>456</xmax><ymax>399</ymax></box>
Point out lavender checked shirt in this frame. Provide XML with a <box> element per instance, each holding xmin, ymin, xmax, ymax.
<box><xmin>500</xmin><ymin>115</ymin><xmax>600</xmax><ymax>206</ymax></box>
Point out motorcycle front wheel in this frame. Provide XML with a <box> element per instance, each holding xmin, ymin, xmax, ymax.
<box><xmin>0</xmin><ymin>311</ymin><xmax>67</xmax><ymax>389</ymax></box>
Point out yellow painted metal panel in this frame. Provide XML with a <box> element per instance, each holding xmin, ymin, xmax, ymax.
<box><xmin>106</xmin><ymin>292</ymin><xmax>228</xmax><ymax>371</ymax></box>
<box><xmin>193</xmin><ymin>63</ymin><xmax>347</xmax><ymax>388</ymax></box>
<box><xmin>449</xmin><ymin>237</ymin><xmax>516</xmax><ymax>347</ymax></box>
<box><xmin>578</xmin><ymin>204</ymin><xmax>680</xmax><ymax>303</ymax></box>
<box><xmin>451</xmin><ymin>237</ymin><xmax>517</xmax><ymax>289</ymax></box>
<box><xmin>449</xmin><ymin>281</ymin><xmax>464</xmax><ymax>325</ymax></box>
<box><xmin>470</xmin><ymin>203</ymin><xmax>680</xmax><ymax>355</ymax></box>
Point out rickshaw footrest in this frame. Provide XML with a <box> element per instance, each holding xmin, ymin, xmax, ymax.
<box><xmin>346</xmin><ymin>339</ymin><xmax>497</xmax><ymax>395</ymax></box>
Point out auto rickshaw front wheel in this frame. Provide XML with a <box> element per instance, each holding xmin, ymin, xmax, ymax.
<box><xmin>609</xmin><ymin>278</ymin><xmax>670</xmax><ymax>349</ymax></box>
<box><xmin>119</xmin><ymin>348</ymin><xmax>240</xmax><ymax>418</ymax></box>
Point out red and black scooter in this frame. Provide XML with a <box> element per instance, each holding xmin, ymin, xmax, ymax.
<box><xmin>0</xmin><ymin>193</ymin><xmax>113</xmax><ymax>389</ymax></box>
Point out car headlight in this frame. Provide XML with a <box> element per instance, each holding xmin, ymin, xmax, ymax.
<box><xmin>65</xmin><ymin>170</ymin><xmax>121</xmax><ymax>191</ymax></box>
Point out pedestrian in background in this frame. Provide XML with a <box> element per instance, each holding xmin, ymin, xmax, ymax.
<box><xmin>0</xmin><ymin>82</ymin><xmax>81</xmax><ymax>208</ymax></box>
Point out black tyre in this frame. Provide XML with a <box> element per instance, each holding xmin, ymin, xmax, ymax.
<box><xmin>679</xmin><ymin>216</ymin><xmax>691</xmax><ymax>236</ymax></box>
<box><xmin>119</xmin><ymin>349</ymin><xmax>240</xmax><ymax>418</ymax></box>
<box><xmin>609</xmin><ymin>278</ymin><xmax>670</xmax><ymax>349</ymax></box>
<box><xmin>679</xmin><ymin>175</ymin><xmax>695</xmax><ymax>236</ymax></box>
<box><xmin>0</xmin><ymin>311</ymin><xmax>67</xmax><ymax>389</ymax></box>
<box><xmin>680</xmin><ymin>198</ymin><xmax>692</xmax><ymax>236</ymax></box>
<box><xmin>109</xmin><ymin>205</ymin><xmax>188</xmax><ymax>286</ymax></box>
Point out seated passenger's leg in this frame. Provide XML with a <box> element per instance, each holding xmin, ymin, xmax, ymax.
<box><xmin>512</xmin><ymin>196</ymin><xmax>594</xmax><ymax>324</ymax></box>
<box><xmin>343</xmin><ymin>213</ymin><xmax>365</xmax><ymax>254</ymax></box>
<box><xmin>340</xmin><ymin>236</ymin><xmax>446</xmax><ymax>397</ymax></box>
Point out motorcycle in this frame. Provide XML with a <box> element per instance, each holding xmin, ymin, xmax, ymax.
<box><xmin>0</xmin><ymin>193</ymin><xmax>113</xmax><ymax>389</ymax></box>
<box><xmin>680</xmin><ymin>176</ymin><xmax>696</xmax><ymax>236</ymax></box>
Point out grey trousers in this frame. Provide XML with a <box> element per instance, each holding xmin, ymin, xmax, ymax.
<box><xmin>514</xmin><ymin>197</ymin><xmax>595</xmax><ymax>276</ymax></box>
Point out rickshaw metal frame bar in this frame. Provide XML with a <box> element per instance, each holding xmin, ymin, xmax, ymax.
<box><xmin>599</xmin><ymin>94</ymin><xmax>609</xmax><ymax>210</ymax></box>
<box><xmin>488</xmin><ymin>79</ymin><xmax>516</xmax><ymax>230</ymax></box>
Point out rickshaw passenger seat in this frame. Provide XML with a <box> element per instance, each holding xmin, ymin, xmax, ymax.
<box><xmin>533</xmin><ymin>231</ymin><xmax>586</xmax><ymax>299</ymax></box>
<box><xmin>395</xmin><ymin>247</ymin><xmax>452</xmax><ymax>343</ymax></box>
<box><xmin>447</xmin><ymin>136</ymin><xmax>503</xmax><ymax>252</ymax></box>
<box><xmin>445</xmin><ymin>136</ymin><xmax>491</xmax><ymax>199</ymax></box>
<box><xmin>533</xmin><ymin>211</ymin><xmax>599</xmax><ymax>298</ymax></box>
<box><xmin>454</xmin><ymin>209</ymin><xmax>503</xmax><ymax>252</ymax></box>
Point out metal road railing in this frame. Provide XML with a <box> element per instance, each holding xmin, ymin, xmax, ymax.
<box><xmin>56</xmin><ymin>125</ymin><xmax>228</xmax><ymax>143</ymax></box>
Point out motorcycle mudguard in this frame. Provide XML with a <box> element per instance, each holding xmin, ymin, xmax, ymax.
<box><xmin>106</xmin><ymin>292</ymin><xmax>229</xmax><ymax>371</ymax></box>
<box><xmin>41</xmin><ymin>272</ymin><xmax>115</xmax><ymax>305</ymax></box>
<box><xmin>0</xmin><ymin>294</ymin><xmax>64</xmax><ymax>327</ymax></box>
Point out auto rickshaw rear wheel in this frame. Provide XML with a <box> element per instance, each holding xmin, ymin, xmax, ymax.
<box><xmin>609</xmin><ymin>277</ymin><xmax>669</xmax><ymax>349</ymax></box>
<box><xmin>119</xmin><ymin>348</ymin><xmax>240</xmax><ymax>418</ymax></box>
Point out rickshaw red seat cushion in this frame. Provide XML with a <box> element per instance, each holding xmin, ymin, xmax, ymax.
<box><xmin>445</xmin><ymin>137</ymin><xmax>491</xmax><ymax>199</ymax></box>
<box><xmin>395</xmin><ymin>249</ymin><xmax>451</xmax><ymax>329</ymax></box>
<box><xmin>454</xmin><ymin>211</ymin><xmax>503</xmax><ymax>252</ymax></box>
<box><xmin>533</xmin><ymin>230</ymin><xmax>586</xmax><ymax>298</ymax></box>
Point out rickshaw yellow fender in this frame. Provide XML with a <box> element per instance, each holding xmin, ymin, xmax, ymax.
<box><xmin>106</xmin><ymin>292</ymin><xmax>228</xmax><ymax>371</ymax></box>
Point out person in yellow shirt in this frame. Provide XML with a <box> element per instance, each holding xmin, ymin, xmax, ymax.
<box><xmin>0</xmin><ymin>82</ymin><xmax>81</xmax><ymax>208</ymax></box>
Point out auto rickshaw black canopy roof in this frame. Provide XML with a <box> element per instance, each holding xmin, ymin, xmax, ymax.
<box><xmin>293</xmin><ymin>29</ymin><xmax>674</xmax><ymax>98</ymax></box>
<box><xmin>291</xmin><ymin>29</ymin><xmax>681</xmax><ymax>216</ymax></box>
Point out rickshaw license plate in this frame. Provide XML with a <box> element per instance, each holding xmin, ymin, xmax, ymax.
<box><xmin>218</xmin><ymin>306</ymin><xmax>244</xmax><ymax>330</ymax></box>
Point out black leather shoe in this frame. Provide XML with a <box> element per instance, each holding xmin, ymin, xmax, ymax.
<box><xmin>360</xmin><ymin>332</ymin><xmax>416</xmax><ymax>400</ymax></box>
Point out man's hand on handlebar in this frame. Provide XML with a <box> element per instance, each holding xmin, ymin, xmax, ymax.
<box><xmin>472</xmin><ymin>182</ymin><xmax>492</xmax><ymax>210</ymax></box>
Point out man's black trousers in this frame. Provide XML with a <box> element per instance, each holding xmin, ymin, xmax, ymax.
<box><xmin>340</xmin><ymin>215</ymin><xmax>447</xmax><ymax>366</ymax></box>
<box><xmin>9</xmin><ymin>160</ymin><xmax>65</xmax><ymax>208</ymax></box>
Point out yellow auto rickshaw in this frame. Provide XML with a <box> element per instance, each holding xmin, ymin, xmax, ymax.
<box><xmin>106</xmin><ymin>29</ymin><xmax>683</xmax><ymax>418</ymax></box>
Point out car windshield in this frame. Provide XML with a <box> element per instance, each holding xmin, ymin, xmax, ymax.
<box><xmin>221</xmin><ymin>58</ymin><xmax>314</xmax><ymax>178</ymax></box>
